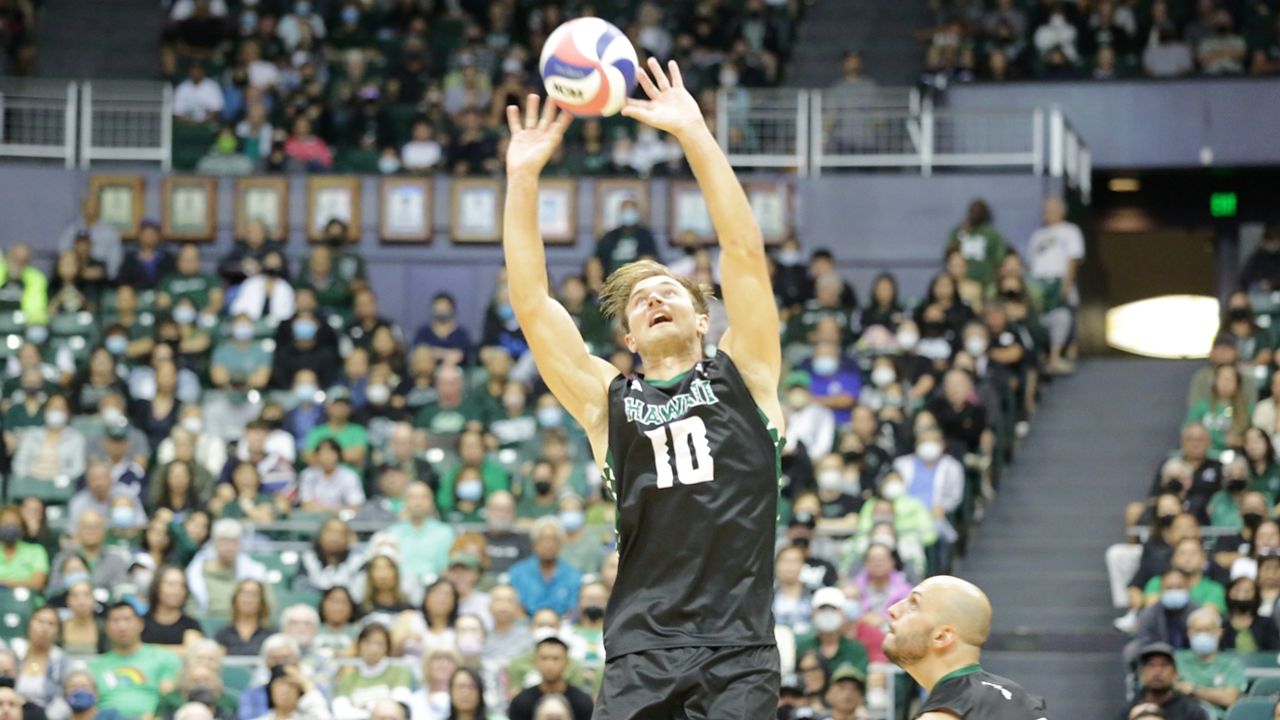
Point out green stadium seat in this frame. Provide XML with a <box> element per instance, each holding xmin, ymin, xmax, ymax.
<box><xmin>222</xmin><ymin>665</ymin><xmax>253</xmax><ymax>695</ymax></box>
<box><xmin>49</xmin><ymin>311</ymin><xmax>97</xmax><ymax>338</ymax></box>
<box><xmin>1226</xmin><ymin>697</ymin><xmax>1278</xmax><ymax>720</ymax></box>
<box><xmin>200</xmin><ymin>615</ymin><xmax>228</xmax><ymax>636</ymax></box>
<box><xmin>334</xmin><ymin>148</ymin><xmax>381</xmax><ymax>174</ymax></box>
<box><xmin>6</xmin><ymin>476</ymin><xmax>76</xmax><ymax>505</ymax></box>
<box><xmin>0</xmin><ymin>335</ymin><xmax>22</xmax><ymax>361</ymax></box>
<box><xmin>49</xmin><ymin>335</ymin><xmax>94</xmax><ymax>365</ymax></box>
<box><xmin>1251</xmin><ymin>676</ymin><xmax>1280</xmax><ymax>696</ymax></box>
<box><xmin>0</xmin><ymin>311</ymin><xmax>25</xmax><ymax>334</ymax></box>
<box><xmin>0</xmin><ymin>587</ymin><xmax>38</xmax><ymax>641</ymax></box>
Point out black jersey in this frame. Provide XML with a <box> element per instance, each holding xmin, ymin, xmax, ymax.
<box><xmin>602</xmin><ymin>350</ymin><xmax>783</xmax><ymax>659</ymax></box>
<box><xmin>916</xmin><ymin>665</ymin><xmax>1048</xmax><ymax>719</ymax></box>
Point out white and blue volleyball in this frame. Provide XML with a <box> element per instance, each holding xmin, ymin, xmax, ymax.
<box><xmin>539</xmin><ymin>17</ymin><xmax>639</xmax><ymax>117</ymax></box>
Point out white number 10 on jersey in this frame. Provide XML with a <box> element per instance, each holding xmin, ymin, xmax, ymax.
<box><xmin>644</xmin><ymin>416</ymin><xmax>715</xmax><ymax>488</ymax></box>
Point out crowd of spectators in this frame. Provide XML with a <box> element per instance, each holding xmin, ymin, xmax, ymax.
<box><xmin>164</xmin><ymin>0</ymin><xmax>804</xmax><ymax>175</ymax></box>
<box><xmin>0</xmin><ymin>186</ymin><xmax>1084</xmax><ymax>719</ymax></box>
<box><xmin>1107</xmin><ymin>225</ymin><xmax>1280</xmax><ymax>720</ymax></box>
<box><xmin>917</xmin><ymin>0</ymin><xmax>1280</xmax><ymax>86</ymax></box>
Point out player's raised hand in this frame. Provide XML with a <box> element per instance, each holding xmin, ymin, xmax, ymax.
<box><xmin>621</xmin><ymin>58</ymin><xmax>705</xmax><ymax>139</ymax></box>
<box><xmin>505</xmin><ymin>93</ymin><xmax>573</xmax><ymax>177</ymax></box>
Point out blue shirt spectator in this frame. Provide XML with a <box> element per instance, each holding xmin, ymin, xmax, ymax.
<box><xmin>508</xmin><ymin>517</ymin><xmax>583</xmax><ymax>617</ymax></box>
<box><xmin>413</xmin><ymin>293</ymin><xmax>474</xmax><ymax>366</ymax></box>
<box><xmin>803</xmin><ymin>341</ymin><xmax>861</xmax><ymax>426</ymax></box>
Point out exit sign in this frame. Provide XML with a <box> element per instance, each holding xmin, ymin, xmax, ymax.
<box><xmin>1210</xmin><ymin>192</ymin><xmax>1238</xmax><ymax>218</ymax></box>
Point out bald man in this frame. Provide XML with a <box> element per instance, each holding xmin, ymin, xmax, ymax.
<box><xmin>884</xmin><ymin>576</ymin><xmax>1047</xmax><ymax>719</ymax></box>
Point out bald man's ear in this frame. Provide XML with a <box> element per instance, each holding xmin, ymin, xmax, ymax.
<box><xmin>932</xmin><ymin>625</ymin><xmax>958</xmax><ymax>651</ymax></box>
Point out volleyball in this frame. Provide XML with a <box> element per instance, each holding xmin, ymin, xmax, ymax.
<box><xmin>539</xmin><ymin>17</ymin><xmax>639</xmax><ymax>118</ymax></box>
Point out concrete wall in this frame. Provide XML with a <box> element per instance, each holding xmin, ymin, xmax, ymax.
<box><xmin>945</xmin><ymin>77</ymin><xmax>1280</xmax><ymax>169</ymax></box>
<box><xmin>0</xmin><ymin>164</ymin><xmax>1051</xmax><ymax>333</ymax></box>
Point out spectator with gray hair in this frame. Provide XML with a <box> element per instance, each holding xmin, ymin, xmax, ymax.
<box><xmin>507</xmin><ymin>517</ymin><xmax>582</xmax><ymax>616</ymax></box>
<box><xmin>238</xmin><ymin>633</ymin><xmax>303</xmax><ymax>720</ymax></box>
<box><xmin>1173</xmin><ymin>606</ymin><xmax>1245</xmax><ymax>718</ymax></box>
<box><xmin>43</xmin><ymin>668</ymin><xmax>104</xmax><ymax>720</ymax></box>
<box><xmin>47</xmin><ymin>508</ymin><xmax>132</xmax><ymax>593</ymax></box>
<box><xmin>185</xmin><ymin>518</ymin><xmax>268</xmax><ymax>616</ymax></box>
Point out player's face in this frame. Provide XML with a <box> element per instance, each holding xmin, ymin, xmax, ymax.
<box><xmin>624</xmin><ymin>276</ymin><xmax>707</xmax><ymax>356</ymax></box>
<box><xmin>883</xmin><ymin>589</ymin><xmax>935</xmax><ymax>666</ymax></box>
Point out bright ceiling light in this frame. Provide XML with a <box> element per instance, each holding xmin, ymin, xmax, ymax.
<box><xmin>1106</xmin><ymin>295</ymin><xmax>1219</xmax><ymax>359</ymax></box>
<box><xmin>1108</xmin><ymin>178</ymin><xmax>1140</xmax><ymax>192</ymax></box>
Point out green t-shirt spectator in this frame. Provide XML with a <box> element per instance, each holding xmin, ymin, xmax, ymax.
<box><xmin>1251</xmin><ymin>463</ymin><xmax>1280</xmax><ymax>504</ymax></box>
<box><xmin>157</xmin><ymin>271</ymin><xmax>219</xmax><ymax>310</ymax></box>
<box><xmin>0</xmin><ymin>541</ymin><xmax>49</xmax><ymax>586</ymax></box>
<box><xmin>1186</xmin><ymin>399</ymin><xmax>1253</xmax><ymax>457</ymax></box>
<box><xmin>305</xmin><ymin>421</ymin><xmax>369</xmax><ymax>454</ymax></box>
<box><xmin>1207</xmin><ymin>491</ymin><xmax>1244</xmax><ymax>529</ymax></box>
<box><xmin>437</xmin><ymin>460</ymin><xmax>510</xmax><ymax>514</ymax></box>
<box><xmin>946</xmin><ymin>224</ymin><xmax>1007</xmax><ymax>288</ymax></box>
<box><xmin>386</xmin><ymin>518</ymin><xmax>456</xmax><ymax>586</ymax></box>
<box><xmin>90</xmin><ymin>644</ymin><xmax>182</xmax><ymax>718</ymax></box>
<box><xmin>414</xmin><ymin>395</ymin><xmax>499</xmax><ymax>435</ymax></box>
<box><xmin>1144</xmin><ymin>575</ymin><xmax>1228</xmax><ymax>615</ymax></box>
<box><xmin>210</xmin><ymin>340</ymin><xmax>272</xmax><ymax>383</ymax></box>
<box><xmin>794</xmin><ymin>632</ymin><xmax>870</xmax><ymax>675</ymax></box>
<box><xmin>1174</xmin><ymin>649</ymin><xmax>1247</xmax><ymax>719</ymax></box>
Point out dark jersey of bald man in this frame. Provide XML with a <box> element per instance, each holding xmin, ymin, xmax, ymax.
<box><xmin>916</xmin><ymin>664</ymin><xmax>1048</xmax><ymax>719</ymax></box>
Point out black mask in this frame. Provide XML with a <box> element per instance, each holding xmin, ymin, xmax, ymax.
<box><xmin>1229</xmin><ymin>598</ymin><xmax>1259</xmax><ymax>615</ymax></box>
<box><xmin>263</xmin><ymin>265</ymin><xmax>285</xmax><ymax>278</ymax></box>
<box><xmin>1227</xmin><ymin>479</ymin><xmax>1249</xmax><ymax>494</ymax></box>
<box><xmin>1001</xmin><ymin>289</ymin><xmax>1023</xmax><ymax>301</ymax></box>
<box><xmin>1244</xmin><ymin>511</ymin><xmax>1265</xmax><ymax>528</ymax></box>
<box><xmin>187</xmin><ymin>686</ymin><xmax>220</xmax><ymax>706</ymax></box>
<box><xmin>1229</xmin><ymin>308</ymin><xmax>1253</xmax><ymax>322</ymax></box>
<box><xmin>1157</xmin><ymin>513</ymin><xmax>1178</xmax><ymax>528</ymax></box>
<box><xmin>534</xmin><ymin>480</ymin><xmax>552</xmax><ymax>495</ymax></box>
<box><xmin>1165</xmin><ymin>479</ymin><xmax>1185</xmax><ymax>494</ymax></box>
<box><xmin>792</xmin><ymin>536</ymin><xmax>811</xmax><ymax>550</ymax></box>
<box><xmin>842</xmin><ymin>450</ymin><xmax>865</xmax><ymax>464</ymax></box>
<box><xmin>582</xmin><ymin>605</ymin><xmax>605</xmax><ymax>622</ymax></box>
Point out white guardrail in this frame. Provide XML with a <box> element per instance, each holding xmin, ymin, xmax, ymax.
<box><xmin>718</xmin><ymin>86</ymin><xmax>1091</xmax><ymax>201</ymax></box>
<box><xmin>0</xmin><ymin>79</ymin><xmax>171</xmax><ymax>169</ymax></box>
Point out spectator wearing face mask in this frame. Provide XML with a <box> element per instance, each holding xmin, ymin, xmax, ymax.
<box><xmin>1127</xmin><ymin>569</ymin><xmax>1201</xmax><ymax>663</ymax></box>
<box><xmin>12</xmin><ymin>394</ymin><xmax>85</xmax><ymax>485</ymax></box>
<box><xmin>1173</xmin><ymin>607</ymin><xmax>1244</xmax><ymax>719</ymax></box>
<box><xmin>781</xmin><ymin>371</ymin><xmax>835</xmax><ymax>464</ymax></box>
<box><xmin>412</xmin><ymin>293</ymin><xmax>473</xmax><ymax>367</ymax></box>
<box><xmin>1145</xmin><ymin>539</ymin><xmax>1228</xmax><ymax>616</ymax></box>
<box><xmin>1222</xmin><ymin>576</ymin><xmax>1280</xmax><ymax>651</ymax></box>
<box><xmin>1229</xmin><ymin>520</ymin><xmax>1280</xmax><ymax>583</ymax></box>
<box><xmin>794</xmin><ymin>587</ymin><xmax>869</xmax><ymax>677</ymax></box>
<box><xmin>811</xmin><ymin>454</ymin><xmax>861</xmax><ymax>534</ymax></box>
<box><xmin>1152</xmin><ymin>425</ymin><xmax>1224</xmax><ymax>525</ymax></box>
<box><xmin>1210</xmin><ymin>494</ymin><xmax>1271</xmax><ymax>570</ymax></box>
<box><xmin>803</xmin><ymin>341</ymin><xmax>860</xmax><ymax>427</ymax></box>
<box><xmin>593</xmin><ymin>199</ymin><xmax>659</xmax><ymax>275</ymax></box>
<box><xmin>272</xmin><ymin>311</ymin><xmax>342</xmax><ymax>390</ymax></box>
<box><xmin>891</xmin><ymin>427</ymin><xmax>963</xmax><ymax>571</ymax></box>
<box><xmin>68</xmin><ymin>461</ymin><xmax>147</xmax><ymax>533</ymax></box>
<box><xmin>211</xmin><ymin>314</ymin><xmax>272</xmax><ymax>391</ymax></box>
<box><xmin>1205</xmin><ymin>463</ymin><xmax>1257</xmax><ymax>529</ymax></box>
<box><xmin>847</xmin><ymin>479</ymin><xmax>934</xmax><ymax>581</ymax></box>
<box><xmin>229</xmin><ymin>251</ymin><xmax>295</xmax><ymax>325</ymax></box>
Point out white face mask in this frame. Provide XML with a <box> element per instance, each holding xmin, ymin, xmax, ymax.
<box><xmin>871</xmin><ymin>366</ymin><xmax>896</xmax><ymax>388</ymax></box>
<box><xmin>813</xmin><ymin>609</ymin><xmax>843</xmax><ymax>633</ymax></box>
<box><xmin>897</xmin><ymin>331</ymin><xmax>919</xmax><ymax>350</ymax></box>
<box><xmin>366</xmin><ymin>384</ymin><xmax>391</xmax><ymax>406</ymax></box>
<box><xmin>101</xmin><ymin>407</ymin><xmax>125</xmax><ymax>425</ymax></box>
<box><xmin>917</xmin><ymin>441</ymin><xmax>943</xmax><ymax>462</ymax></box>
<box><xmin>182</xmin><ymin>417</ymin><xmax>203</xmax><ymax>434</ymax></box>
<box><xmin>45</xmin><ymin>410</ymin><xmax>68</xmax><ymax>428</ymax></box>
<box><xmin>817</xmin><ymin>470</ymin><xmax>843</xmax><ymax>493</ymax></box>
<box><xmin>964</xmin><ymin>337</ymin><xmax>988</xmax><ymax>357</ymax></box>
<box><xmin>881</xmin><ymin>480</ymin><xmax>905</xmax><ymax>500</ymax></box>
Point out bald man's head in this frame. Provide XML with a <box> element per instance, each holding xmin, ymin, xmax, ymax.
<box><xmin>883</xmin><ymin>576</ymin><xmax>992</xmax><ymax>668</ymax></box>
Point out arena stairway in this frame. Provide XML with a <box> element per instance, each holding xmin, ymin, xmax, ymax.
<box><xmin>786</xmin><ymin>0</ymin><xmax>931</xmax><ymax>87</ymax></box>
<box><xmin>956</xmin><ymin>358</ymin><xmax>1198</xmax><ymax>718</ymax></box>
<box><xmin>36</xmin><ymin>0</ymin><xmax>163</xmax><ymax>79</ymax></box>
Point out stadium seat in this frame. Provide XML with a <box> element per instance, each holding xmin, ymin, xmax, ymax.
<box><xmin>200</xmin><ymin>615</ymin><xmax>228</xmax><ymax>636</ymax></box>
<box><xmin>49</xmin><ymin>311</ymin><xmax>96</xmax><ymax>338</ymax></box>
<box><xmin>0</xmin><ymin>587</ymin><xmax>38</xmax><ymax>641</ymax></box>
<box><xmin>1226</xmin><ymin>697</ymin><xmax>1278</xmax><ymax>720</ymax></box>
<box><xmin>5</xmin><ymin>476</ymin><xmax>76</xmax><ymax>505</ymax></box>
<box><xmin>1250</xmin><ymin>676</ymin><xmax>1280</xmax><ymax>696</ymax></box>
<box><xmin>222</xmin><ymin>665</ymin><xmax>253</xmax><ymax>695</ymax></box>
<box><xmin>0</xmin><ymin>311</ymin><xmax>24</xmax><ymax>335</ymax></box>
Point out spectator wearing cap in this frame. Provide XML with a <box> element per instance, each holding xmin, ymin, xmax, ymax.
<box><xmin>173</xmin><ymin>63</ymin><xmax>224</xmax><ymax>123</ymax></box>
<box><xmin>115</xmin><ymin>221</ymin><xmax>176</xmax><ymax>291</ymax></box>
<box><xmin>385</xmin><ymin>482</ymin><xmax>456</xmax><ymax>588</ymax></box>
<box><xmin>185</xmin><ymin>518</ymin><xmax>268</xmax><ymax>616</ymax></box>
<box><xmin>781</xmin><ymin>370</ymin><xmax>835</xmax><ymax>463</ymax></box>
<box><xmin>1120</xmin><ymin>642</ymin><xmax>1210</xmax><ymax>720</ymax></box>
<box><xmin>509</xmin><ymin>518</ymin><xmax>583</xmax><ymax>617</ymax></box>
<box><xmin>506</xmin><ymin>631</ymin><xmax>594</xmax><ymax>720</ymax></box>
<box><xmin>0</xmin><ymin>243</ymin><xmax>48</xmax><ymax>324</ymax></box>
<box><xmin>302</xmin><ymin>386</ymin><xmax>368</xmax><ymax>468</ymax></box>
<box><xmin>1173</xmin><ymin>606</ymin><xmax>1244</xmax><ymax>719</ymax></box>
<box><xmin>446</xmin><ymin>550</ymin><xmax>493</xmax><ymax>631</ymax></box>
<box><xmin>794</xmin><ymin>586</ymin><xmax>870</xmax><ymax>676</ymax></box>
<box><xmin>296</xmin><ymin>439</ymin><xmax>365</xmax><ymax>512</ymax></box>
<box><xmin>826</xmin><ymin>665</ymin><xmax>868</xmax><ymax>720</ymax></box>
<box><xmin>59</xmin><ymin>195</ymin><xmax>122</xmax><ymax>279</ymax></box>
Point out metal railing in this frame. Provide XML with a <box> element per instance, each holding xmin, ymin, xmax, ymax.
<box><xmin>718</xmin><ymin>86</ymin><xmax>1093</xmax><ymax>201</ymax></box>
<box><xmin>0</xmin><ymin>79</ymin><xmax>77</xmax><ymax>167</ymax></box>
<box><xmin>0</xmin><ymin>79</ymin><xmax>171</xmax><ymax>168</ymax></box>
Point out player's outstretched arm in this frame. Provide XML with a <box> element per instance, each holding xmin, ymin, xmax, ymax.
<box><xmin>622</xmin><ymin>60</ymin><xmax>782</xmax><ymax>416</ymax></box>
<box><xmin>503</xmin><ymin>95</ymin><xmax>620</xmax><ymax>446</ymax></box>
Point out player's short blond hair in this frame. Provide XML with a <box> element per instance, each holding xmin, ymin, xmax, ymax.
<box><xmin>599</xmin><ymin>259</ymin><xmax>713</xmax><ymax>332</ymax></box>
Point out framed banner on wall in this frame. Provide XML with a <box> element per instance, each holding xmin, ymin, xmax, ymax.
<box><xmin>593</xmin><ymin>179</ymin><xmax>649</xmax><ymax>239</ymax></box>
<box><xmin>379</xmin><ymin>177</ymin><xmax>433</xmax><ymax>243</ymax></box>
<box><xmin>307</xmin><ymin>176</ymin><xmax>362</xmax><ymax>242</ymax></box>
<box><xmin>745</xmin><ymin>181</ymin><xmax>793</xmax><ymax>245</ymax></box>
<box><xmin>234</xmin><ymin>176</ymin><xmax>289</xmax><ymax>241</ymax></box>
<box><xmin>451</xmin><ymin>178</ymin><xmax>503</xmax><ymax>243</ymax></box>
<box><xmin>89</xmin><ymin>175</ymin><xmax>145</xmax><ymax>239</ymax></box>
<box><xmin>161</xmin><ymin>176</ymin><xmax>217</xmax><ymax>242</ymax></box>
<box><xmin>538</xmin><ymin>179</ymin><xmax>576</xmax><ymax>244</ymax></box>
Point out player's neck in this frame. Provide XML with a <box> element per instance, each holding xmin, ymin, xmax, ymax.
<box><xmin>908</xmin><ymin>652</ymin><xmax>982</xmax><ymax>693</ymax></box>
<box><xmin>641</xmin><ymin>346</ymin><xmax>703</xmax><ymax>383</ymax></box>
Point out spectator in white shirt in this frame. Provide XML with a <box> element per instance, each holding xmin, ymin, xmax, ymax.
<box><xmin>170</xmin><ymin>0</ymin><xmax>226</xmax><ymax>21</ymax></box>
<box><xmin>229</xmin><ymin>251</ymin><xmax>296</xmax><ymax>325</ymax></box>
<box><xmin>1197</xmin><ymin>10</ymin><xmax>1247</xmax><ymax>75</ymax></box>
<box><xmin>1034</xmin><ymin>8</ymin><xmax>1079</xmax><ymax>63</ymax></box>
<box><xmin>1027</xmin><ymin>197</ymin><xmax>1085</xmax><ymax>374</ymax></box>
<box><xmin>277</xmin><ymin>0</ymin><xmax>326</xmax><ymax>51</ymax></box>
<box><xmin>174</xmin><ymin>63</ymin><xmax>225</xmax><ymax>123</ymax></box>
<box><xmin>781</xmin><ymin>370</ymin><xmax>835</xmax><ymax>463</ymax></box>
<box><xmin>1143</xmin><ymin>22</ymin><xmax>1194</xmax><ymax>77</ymax></box>
<box><xmin>400</xmin><ymin>120</ymin><xmax>443</xmax><ymax>173</ymax></box>
<box><xmin>240</xmin><ymin>39</ymin><xmax>281</xmax><ymax>91</ymax></box>
<box><xmin>297</xmin><ymin>439</ymin><xmax>365</xmax><ymax>512</ymax></box>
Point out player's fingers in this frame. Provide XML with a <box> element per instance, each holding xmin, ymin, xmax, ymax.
<box><xmin>524</xmin><ymin>93</ymin><xmax>540</xmax><ymax>129</ymax></box>
<box><xmin>647</xmin><ymin>56</ymin><xmax>670</xmax><ymax>90</ymax></box>
<box><xmin>635</xmin><ymin>65</ymin><xmax>659</xmax><ymax>99</ymax></box>
<box><xmin>538</xmin><ymin>95</ymin><xmax>558</xmax><ymax>130</ymax></box>
<box><xmin>506</xmin><ymin>105</ymin><xmax>521</xmax><ymax>135</ymax></box>
<box><xmin>667</xmin><ymin>60</ymin><xmax>684</xmax><ymax>88</ymax></box>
